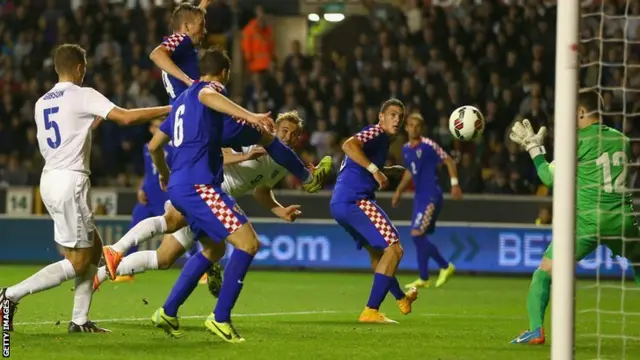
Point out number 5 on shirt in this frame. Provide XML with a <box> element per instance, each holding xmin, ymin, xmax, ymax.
<box><xmin>43</xmin><ymin>107</ymin><xmax>61</xmax><ymax>149</ymax></box>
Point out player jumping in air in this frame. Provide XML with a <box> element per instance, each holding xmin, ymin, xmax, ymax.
<box><xmin>392</xmin><ymin>113</ymin><xmax>460</xmax><ymax>289</ymax></box>
<box><xmin>110</xmin><ymin>118</ymin><xmax>173</xmax><ymax>284</ymax></box>
<box><xmin>93</xmin><ymin>112</ymin><xmax>305</xmax><ymax>295</ymax></box>
<box><xmin>509</xmin><ymin>91</ymin><xmax>640</xmax><ymax>345</ymax></box>
<box><xmin>0</xmin><ymin>44</ymin><xmax>171</xmax><ymax>333</ymax></box>
<box><xmin>331</xmin><ymin>99</ymin><xmax>418</xmax><ymax>324</ymax></box>
<box><xmin>146</xmin><ymin>47</ymin><xmax>273</xmax><ymax>343</ymax></box>
<box><xmin>100</xmin><ymin>3</ymin><xmax>332</xmax><ymax>285</ymax></box>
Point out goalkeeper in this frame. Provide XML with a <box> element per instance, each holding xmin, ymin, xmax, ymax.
<box><xmin>509</xmin><ymin>91</ymin><xmax>640</xmax><ymax>345</ymax></box>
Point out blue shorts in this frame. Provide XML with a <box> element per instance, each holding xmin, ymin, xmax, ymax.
<box><xmin>168</xmin><ymin>184</ymin><xmax>248</xmax><ymax>242</ymax></box>
<box><xmin>222</xmin><ymin>117</ymin><xmax>263</xmax><ymax>149</ymax></box>
<box><xmin>411</xmin><ymin>195</ymin><xmax>443</xmax><ymax>235</ymax></box>
<box><xmin>130</xmin><ymin>201</ymin><xmax>165</xmax><ymax>228</ymax></box>
<box><xmin>331</xmin><ymin>199</ymin><xmax>400</xmax><ymax>251</ymax></box>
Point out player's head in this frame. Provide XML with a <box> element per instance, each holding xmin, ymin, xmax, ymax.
<box><xmin>275</xmin><ymin>111</ymin><xmax>304</xmax><ymax>147</ymax></box>
<box><xmin>199</xmin><ymin>46</ymin><xmax>231</xmax><ymax>84</ymax></box>
<box><xmin>577</xmin><ymin>90</ymin><xmax>602</xmax><ymax>129</ymax></box>
<box><xmin>405</xmin><ymin>113</ymin><xmax>424</xmax><ymax>140</ymax></box>
<box><xmin>171</xmin><ymin>3</ymin><xmax>206</xmax><ymax>44</ymax></box>
<box><xmin>149</xmin><ymin>117</ymin><xmax>164</xmax><ymax>135</ymax></box>
<box><xmin>53</xmin><ymin>44</ymin><xmax>87</xmax><ymax>85</ymax></box>
<box><xmin>378</xmin><ymin>98</ymin><xmax>405</xmax><ymax>135</ymax></box>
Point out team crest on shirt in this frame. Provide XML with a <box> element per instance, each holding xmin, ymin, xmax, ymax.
<box><xmin>416</xmin><ymin>149</ymin><xmax>422</xmax><ymax>159</ymax></box>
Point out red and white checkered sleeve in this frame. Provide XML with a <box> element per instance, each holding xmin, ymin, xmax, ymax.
<box><xmin>355</xmin><ymin>125</ymin><xmax>384</xmax><ymax>144</ymax></box>
<box><xmin>422</xmin><ymin>138</ymin><xmax>449</xmax><ymax>160</ymax></box>
<box><xmin>161</xmin><ymin>33</ymin><xmax>187</xmax><ymax>53</ymax></box>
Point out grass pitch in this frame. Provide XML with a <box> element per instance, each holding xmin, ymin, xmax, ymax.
<box><xmin>2</xmin><ymin>265</ymin><xmax>639</xmax><ymax>360</ymax></box>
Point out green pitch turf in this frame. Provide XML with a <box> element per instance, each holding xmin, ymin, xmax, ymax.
<box><xmin>2</xmin><ymin>265</ymin><xmax>639</xmax><ymax>360</ymax></box>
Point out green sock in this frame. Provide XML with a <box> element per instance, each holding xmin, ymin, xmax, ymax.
<box><xmin>527</xmin><ymin>269</ymin><xmax>552</xmax><ymax>330</ymax></box>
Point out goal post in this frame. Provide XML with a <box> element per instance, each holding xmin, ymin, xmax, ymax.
<box><xmin>552</xmin><ymin>0</ymin><xmax>580</xmax><ymax>359</ymax></box>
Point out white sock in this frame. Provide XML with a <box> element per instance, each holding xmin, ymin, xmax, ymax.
<box><xmin>72</xmin><ymin>264</ymin><xmax>97</xmax><ymax>325</ymax></box>
<box><xmin>95</xmin><ymin>266</ymin><xmax>109</xmax><ymax>285</ymax></box>
<box><xmin>96</xmin><ymin>251</ymin><xmax>159</xmax><ymax>286</ymax></box>
<box><xmin>111</xmin><ymin>216</ymin><xmax>167</xmax><ymax>253</ymax></box>
<box><xmin>6</xmin><ymin>259</ymin><xmax>76</xmax><ymax>302</ymax></box>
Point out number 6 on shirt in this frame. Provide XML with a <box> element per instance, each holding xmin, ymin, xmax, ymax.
<box><xmin>43</xmin><ymin>107</ymin><xmax>61</xmax><ymax>149</ymax></box>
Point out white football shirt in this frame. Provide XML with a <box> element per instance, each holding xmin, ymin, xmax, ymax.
<box><xmin>34</xmin><ymin>82</ymin><xmax>116</xmax><ymax>174</ymax></box>
<box><xmin>222</xmin><ymin>145</ymin><xmax>288</xmax><ymax>197</ymax></box>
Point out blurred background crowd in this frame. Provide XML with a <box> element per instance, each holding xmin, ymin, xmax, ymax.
<box><xmin>0</xmin><ymin>0</ymin><xmax>639</xmax><ymax>196</ymax></box>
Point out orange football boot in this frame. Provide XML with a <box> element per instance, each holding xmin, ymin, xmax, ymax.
<box><xmin>358</xmin><ymin>307</ymin><xmax>398</xmax><ymax>324</ymax></box>
<box><xmin>397</xmin><ymin>287</ymin><xmax>418</xmax><ymax>315</ymax></box>
<box><xmin>102</xmin><ymin>246</ymin><xmax>124</xmax><ymax>281</ymax></box>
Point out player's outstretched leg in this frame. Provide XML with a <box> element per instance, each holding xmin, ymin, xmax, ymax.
<box><xmin>94</xmin><ymin>228</ymin><xmax>195</xmax><ymax>291</ymax></box>
<box><xmin>511</xmin><ymin>259</ymin><xmax>551</xmax><ymax>345</ymax></box>
<box><xmin>258</xmin><ymin>133</ymin><xmax>332</xmax><ymax>193</ymax></box>
<box><xmin>366</xmin><ymin>247</ymin><xmax>418</xmax><ymax>315</ymax></box>
<box><xmin>418</xmin><ymin>235</ymin><xmax>455</xmax><ymax>288</ymax></box>
<box><xmin>204</xmin><ymin>223</ymin><xmax>259</xmax><ymax>343</ymax></box>
<box><xmin>103</xmin><ymin>204</ymin><xmax>187</xmax><ymax>280</ymax></box>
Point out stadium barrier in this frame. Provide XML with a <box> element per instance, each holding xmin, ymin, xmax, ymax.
<box><xmin>0</xmin><ymin>216</ymin><xmax>631</xmax><ymax>278</ymax></box>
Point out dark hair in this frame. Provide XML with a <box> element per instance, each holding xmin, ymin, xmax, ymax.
<box><xmin>199</xmin><ymin>46</ymin><xmax>231</xmax><ymax>77</ymax></box>
<box><xmin>54</xmin><ymin>44</ymin><xmax>86</xmax><ymax>75</ymax></box>
<box><xmin>380</xmin><ymin>98</ymin><xmax>405</xmax><ymax>113</ymax></box>
<box><xmin>578</xmin><ymin>90</ymin><xmax>602</xmax><ymax>115</ymax></box>
<box><xmin>171</xmin><ymin>3</ymin><xmax>205</xmax><ymax>31</ymax></box>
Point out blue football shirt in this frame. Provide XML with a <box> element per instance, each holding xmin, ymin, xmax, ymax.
<box><xmin>159</xmin><ymin>81</ymin><xmax>228</xmax><ymax>187</ymax></box>
<box><xmin>331</xmin><ymin>124</ymin><xmax>391</xmax><ymax>203</ymax></box>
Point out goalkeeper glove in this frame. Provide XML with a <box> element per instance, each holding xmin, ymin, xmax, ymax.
<box><xmin>509</xmin><ymin>119</ymin><xmax>548</xmax><ymax>158</ymax></box>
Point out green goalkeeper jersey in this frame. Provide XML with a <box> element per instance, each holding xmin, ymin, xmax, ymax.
<box><xmin>533</xmin><ymin>123</ymin><xmax>634</xmax><ymax>219</ymax></box>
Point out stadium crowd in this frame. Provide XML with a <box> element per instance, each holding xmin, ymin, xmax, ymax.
<box><xmin>0</xmin><ymin>0</ymin><xmax>639</xmax><ymax>195</ymax></box>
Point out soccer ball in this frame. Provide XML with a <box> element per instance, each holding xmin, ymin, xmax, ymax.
<box><xmin>448</xmin><ymin>105</ymin><xmax>485</xmax><ymax>141</ymax></box>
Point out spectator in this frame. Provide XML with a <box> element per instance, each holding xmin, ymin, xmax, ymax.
<box><xmin>241</xmin><ymin>5</ymin><xmax>274</xmax><ymax>74</ymax></box>
<box><xmin>536</xmin><ymin>205</ymin><xmax>552</xmax><ymax>226</ymax></box>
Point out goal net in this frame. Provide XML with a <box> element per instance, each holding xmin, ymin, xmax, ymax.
<box><xmin>576</xmin><ymin>0</ymin><xmax>640</xmax><ymax>358</ymax></box>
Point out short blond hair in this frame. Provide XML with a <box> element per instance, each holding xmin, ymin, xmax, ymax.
<box><xmin>276</xmin><ymin>110</ymin><xmax>304</xmax><ymax>129</ymax></box>
<box><xmin>407</xmin><ymin>112</ymin><xmax>424</xmax><ymax>124</ymax></box>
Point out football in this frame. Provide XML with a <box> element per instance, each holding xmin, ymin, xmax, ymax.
<box><xmin>448</xmin><ymin>105</ymin><xmax>485</xmax><ymax>141</ymax></box>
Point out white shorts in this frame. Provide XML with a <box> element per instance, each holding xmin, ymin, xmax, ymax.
<box><xmin>40</xmin><ymin>170</ymin><xmax>94</xmax><ymax>249</ymax></box>
<box><xmin>163</xmin><ymin>200</ymin><xmax>195</xmax><ymax>250</ymax></box>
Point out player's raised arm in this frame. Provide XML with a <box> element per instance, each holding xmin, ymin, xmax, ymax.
<box><xmin>197</xmin><ymin>86</ymin><xmax>275</xmax><ymax>133</ymax></box>
<box><xmin>510</xmin><ymin>119</ymin><xmax>554</xmax><ymax>186</ymax></box>
<box><xmin>81</xmin><ymin>87</ymin><xmax>171</xmax><ymax>126</ymax></box>
<box><xmin>105</xmin><ymin>106</ymin><xmax>172</xmax><ymax>126</ymax></box>
<box><xmin>342</xmin><ymin>135</ymin><xmax>389</xmax><ymax>189</ymax></box>
<box><xmin>150</xmin><ymin>42</ymin><xmax>193</xmax><ymax>88</ymax></box>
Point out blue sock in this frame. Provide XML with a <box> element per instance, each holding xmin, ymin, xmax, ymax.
<box><xmin>412</xmin><ymin>235</ymin><xmax>431</xmax><ymax>280</ymax></box>
<box><xmin>163</xmin><ymin>252</ymin><xmax>212</xmax><ymax>317</ymax></box>
<box><xmin>264</xmin><ymin>138</ymin><xmax>311</xmax><ymax>183</ymax></box>
<box><xmin>366</xmin><ymin>273</ymin><xmax>392</xmax><ymax>309</ymax></box>
<box><xmin>424</xmin><ymin>236</ymin><xmax>448</xmax><ymax>269</ymax></box>
<box><xmin>214</xmin><ymin>249</ymin><xmax>254</xmax><ymax>322</ymax></box>
<box><xmin>389</xmin><ymin>278</ymin><xmax>405</xmax><ymax>300</ymax></box>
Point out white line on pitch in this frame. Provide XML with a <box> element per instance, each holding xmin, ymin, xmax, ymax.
<box><xmin>14</xmin><ymin>310</ymin><xmax>338</xmax><ymax>326</ymax></box>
